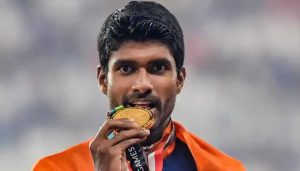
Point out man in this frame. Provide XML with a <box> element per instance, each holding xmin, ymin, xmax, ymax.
<box><xmin>33</xmin><ymin>1</ymin><xmax>245</xmax><ymax>170</ymax></box>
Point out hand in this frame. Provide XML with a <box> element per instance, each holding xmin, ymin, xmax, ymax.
<box><xmin>89</xmin><ymin>118</ymin><xmax>150</xmax><ymax>171</ymax></box>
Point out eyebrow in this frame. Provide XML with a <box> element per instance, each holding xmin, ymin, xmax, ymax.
<box><xmin>112</xmin><ymin>60</ymin><xmax>138</xmax><ymax>68</ymax></box>
<box><xmin>149</xmin><ymin>58</ymin><xmax>172</xmax><ymax>66</ymax></box>
<box><xmin>112</xmin><ymin>58</ymin><xmax>173</xmax><ymax>68</ymax></box>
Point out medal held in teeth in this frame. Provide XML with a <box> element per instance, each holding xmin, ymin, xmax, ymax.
<box><xmin>109</xmin><ymin>106</ymin><xmax>154</xmax><ymax>129</ymax></box>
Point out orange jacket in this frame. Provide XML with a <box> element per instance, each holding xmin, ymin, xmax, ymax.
<box><xmin>33</xmin><ymin>121</ymin><xmax>246</xmax><ymax>171</ymax></box>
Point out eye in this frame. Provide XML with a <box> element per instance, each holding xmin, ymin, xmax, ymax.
<box><xmin>151</xmin><ymin>63</ymin><xmax>166</xmax><ymax>73</ymax></box>
<box><xmin>119</xmin><ymin>66</ymin><xmax>134</xmax><ymax>74</ymax></box>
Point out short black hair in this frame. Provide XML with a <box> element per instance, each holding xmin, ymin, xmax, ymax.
<box><xmin>97</xmin><ymin>1</ymin><xmax>184</xmax><ymax>72</ymax></box>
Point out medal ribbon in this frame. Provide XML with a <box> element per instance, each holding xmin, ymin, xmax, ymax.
<box><xmin>127</xmin><ymin>122</ymin><xmax>176</xmax><ymax>171</ymax></box>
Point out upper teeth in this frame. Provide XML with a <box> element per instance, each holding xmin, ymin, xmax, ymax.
<box><xmin>132</xmin><ymin>102</ymin><xmax>150</xmax><ymax>105</ymax></box>
<box><xmin>130</xmin><ymin>102</ymin><xmax>152</xmax><ymax>108</ymax></box>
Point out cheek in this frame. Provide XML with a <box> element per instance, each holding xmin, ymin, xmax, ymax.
<box><xmin>107</xmin><ymin>77</ymin><xmax>132</xmax><ymax>107</ymax></box>
<box><xmin>154</xmin><ymin>78</ymin><xmax>177</xmax><ymax>107</ymax></box>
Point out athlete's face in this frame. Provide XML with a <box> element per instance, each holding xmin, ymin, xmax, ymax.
<box><xmin>97</xmin><ymin>40</ymin><xmax>185</xmax><ymax>142</ymax></box>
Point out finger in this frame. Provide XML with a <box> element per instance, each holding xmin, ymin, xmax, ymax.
<box><xmin>95</xmin><ymin>118</ymin><xmax>139</xmax><ymax>140</ymax></box>
<box><xmin>110</xmin><ymin>129</ymin><xmax>150</xmax><ymax>146</ymax></box>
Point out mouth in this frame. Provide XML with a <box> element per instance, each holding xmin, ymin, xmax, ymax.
<box><xmin>126</xmin><ymin>101</ymin><xmax>156</xmax><ymax>110</ymax></box>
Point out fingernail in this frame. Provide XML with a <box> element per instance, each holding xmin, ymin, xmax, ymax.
<box><xmin>143</xmin><ymin>129</ymin><xmax>150</xmax><ymax>134</ymax></box>
<box><xmin>129</xmin><ymin>118</ymin><xmax>135</xmax><ymax>122</ymax></box>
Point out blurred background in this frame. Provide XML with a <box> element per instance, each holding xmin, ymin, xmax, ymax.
<box><xmin>1</xmin><ymin>0</ymin><xmax>299</xmax><ymax>170</ymax></box>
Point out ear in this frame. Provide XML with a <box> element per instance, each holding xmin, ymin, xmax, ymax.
<box><xmin>97</xmin><ymin>65</ymin><xmax>108</xmax><ymax>95</ymax></box>
<box><xmin>176</xmin><ymin>67</ymin><xmax>186</xmax><ymax>94</ymax></box>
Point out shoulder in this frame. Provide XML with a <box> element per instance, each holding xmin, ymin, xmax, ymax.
<box><xmin>33</xmin><ymin>157</ymin><xmax>55</xmax><ymax>171</ymax></box>
<box><xmin>173</xmin><ymin>121</ymin><xmax>246</xmax><ymax>171</ymax></box>
<box><xmin>32</xmin><ymin>139</ymin><xmax>94</xmax><ymax>171</ymax></box>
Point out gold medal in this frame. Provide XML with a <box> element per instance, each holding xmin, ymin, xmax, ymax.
<box><xmin>110</xmin><ymin>107</ymin><xmax>154</xmax><ymax>129</ymax></box>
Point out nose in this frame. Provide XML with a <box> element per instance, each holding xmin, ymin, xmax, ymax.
<box><xmin>131</xmin><ymin>68</ymin><xmax>153</xmax><ymax>94</ymax></box>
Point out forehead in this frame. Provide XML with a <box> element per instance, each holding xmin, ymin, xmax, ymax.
<box><xmin>109</xmin><ymin>40</ymin><xmax>175</xmax><ymax>65</ymax></box>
